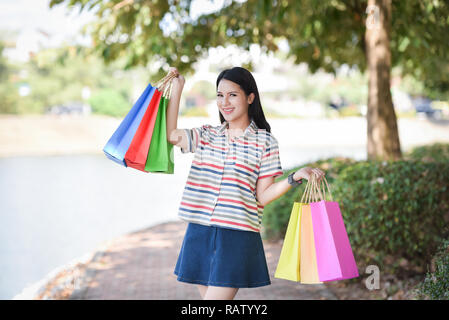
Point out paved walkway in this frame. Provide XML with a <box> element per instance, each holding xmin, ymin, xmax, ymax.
<box><xmin>66</xmin><ymin>221</ymin><xmax>337</xmax><ymax>300</ymax></box>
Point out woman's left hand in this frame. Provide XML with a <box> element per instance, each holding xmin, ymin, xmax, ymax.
<box><xmin>293</xmin><ymin>166</ymin><xmax>325</xmax><ymax>182</ymax></box>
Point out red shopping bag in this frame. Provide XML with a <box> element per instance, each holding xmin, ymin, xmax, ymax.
<box><xmin>124</xmin><ymin>89</ymin><xmax>162</xmax><ymax>171</ymax></box>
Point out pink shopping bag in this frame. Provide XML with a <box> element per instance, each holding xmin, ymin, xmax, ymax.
<box><xmin>309</xmin><ymin>177</ymin><xmax>359</xmax><ymax>282</ymax></box>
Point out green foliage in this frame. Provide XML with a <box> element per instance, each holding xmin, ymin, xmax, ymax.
<box><xmin>49</xmin><ymin>0</ymin><xmax>449</xmax><ymax>98</ymax></box>
<box><xmin>0</xmin><ymin>44</ymin><xmax>143</xmax><ymax>115</ymax></box>
<box><xmin>88</xmin><ymin>88</ymin><xmax>130</xmax><ymax>117</ymax></box>
<box><xmin>0</xmin><ymin>42</ymin><xmax>8</xmax><ymax>82</ymax></box>
<box><xmin>405</xmin><ymin>143</ymin><xmax>449</xmax><ymax>163</ymax></box>
<box><xmin>415</xmin><ymin>238</ymin><xmax>449</xmax><ymax>300</ymax></box>
<box><xmin>333</xmin><ymin>160</ymin><xmax>449</xmax><ymax>273</ymax></box>
<box><xmin>21</xmin><ymin>46</ymin><xmax>93</xmax><ymax>113</ymax></box>
<box><xmin>50</xmin><ymin>0</ymin><xmax>195</xmax><ymax>80</ymax></box>
<box><xmin>0</xmin><ymin>43</ymin><xmax>20</xmax><ymax>114</ymax></box>
<box><xmin>262</xmin><ymin>155</ymin><xmax>449</xmax><ymax>275</ymax></box>
<box><xmin>0</xmin><ymin>82</ymin><xmax>20</xmax><ymax>114</ymax></box>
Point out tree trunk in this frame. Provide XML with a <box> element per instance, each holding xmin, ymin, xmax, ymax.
<box><xmin>365</xmin><ymin>0</ymin><xmax>402</xmax><ymax>160</ymax></box>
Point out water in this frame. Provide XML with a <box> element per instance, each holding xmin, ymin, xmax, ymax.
<box><xmin>0</xmin><ymin>153</ymin><xmax>190</xmax><ymax>299</ymax></box>
<box><xmin>0</xmin><ymin>145</ymin><xmax>365</xmax><ymax>299</ymax></box>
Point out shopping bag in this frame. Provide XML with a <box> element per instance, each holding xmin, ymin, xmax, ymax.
<box><xmin>274</xmin><ymin>202</ymin><xmax>302</xmax><ymax>281</ymax></box>
<box><xmin>103</xmin><ymin>72</ymin><xmax>177</xmax><ymax>171</ymax></box>
<box><xmin>275</xmin><ymin>177</ymin><xmax>320</xmax><ymax>282</ymax></box>
<box><xmin>124</xmin><ymin>72</ymin><xmax>178</xmax><ymax>172</ymax></box>
<box><xmin>102</xmin><ymin>83</ymin><xmax>156</xmax><ymax>167</ymax></box>
<box><xmin>275</xmin><ymin>174</ymin><xmax>358</xmax><ymax>283</ymax></box>
<box><xmin>144</xmin><ymin>85</ymin><xmax>174</xmax><ymax>174</ymax></box>
<box><xmin>309</xmin><ymin>177</ymin><xmax>359</xmax><ymax>282</ymax></box>
<box><xmin>124</xmin><ymin>88</ymin><xmax>162</xmax><ymax>171</ymax></box>
<box><xmin>299</xmin><ymin>203</ymin><xmax>322</xmax><ymax>284</ymax></box>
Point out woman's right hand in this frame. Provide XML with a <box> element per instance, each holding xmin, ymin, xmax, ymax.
<box><xmin>168</xmin><ymin>67</ymin><xmax>185</xmax><ymax>91</ymax></box>
<box><xmin>293</xmin><ymin>166</ymin><xmax>325</xmax><ymax>182</ymax></box>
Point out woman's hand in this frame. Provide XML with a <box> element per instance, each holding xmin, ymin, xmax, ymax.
<box><xmin>168</xmin><ymin>67</ymin><xmax>185</xmax><ymax>92</ymax></box>
<box><xmin>293</xmin><ymin>166</ymin><xmax>325</xmax><ymax>182</ymax></box>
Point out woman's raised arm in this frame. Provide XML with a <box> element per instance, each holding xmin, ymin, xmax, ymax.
<box><xmin>166</xmin><ymin>68</ymin><xmax>189</xmax><ymax>150</ymax></box>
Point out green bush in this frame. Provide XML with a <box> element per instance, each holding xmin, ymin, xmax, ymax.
<box><xmin>415</xmin><ymin>238</ymin><xmax>449</xmax><ymax>300</ymax></box>
<box><xmin>327</xmin><ymin>160</ymin><xmax>449</xmax><ymax>273</ymax></box>
<box><xmin>262</xmin><ymin>158</ymin><xmax>449</xmax><ymax>275</ymax></box>
<box><xmin>405</xmin><ymin>143</ymin><xmax>449</xmax><ymax>163</ymax></box>
<box><xmin>88</xmin><ymin>88</ymin><xmax>130</xmax><ymax>117</ymax></box>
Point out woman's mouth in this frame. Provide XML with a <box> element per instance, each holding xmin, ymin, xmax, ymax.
<box><xmin>222</xmin><ymin>108</ymin><xmax>235</xmax><ymax>115</ymax></box>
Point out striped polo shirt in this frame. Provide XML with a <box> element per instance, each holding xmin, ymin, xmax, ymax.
<box><xmin>178</xmin><ymin>119</ymin><xmax>283</xmax><ymax>233</ymax></box>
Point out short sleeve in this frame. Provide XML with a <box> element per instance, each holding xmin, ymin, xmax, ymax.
<box><xmin>180</xmin><ymin>125</ymin><xmax>209</xmax><ymax>153</ymax></box>
<box><xmin>259</xmin><ymin>135</ymin><xmax>283</xmax><ymax>179</ymax></box>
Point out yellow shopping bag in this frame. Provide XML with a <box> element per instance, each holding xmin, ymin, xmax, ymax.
<box><xmin>274</xmin><ymin>202</ymin><xmax>302</xmax><ymax>281</ymax></box>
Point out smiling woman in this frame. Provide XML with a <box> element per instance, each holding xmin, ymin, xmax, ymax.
<box><xmin>165</xmin><ymin>66</ymin><xmax>325</xmax><ymax>300</ymax></box>
<box><xmin>216</xmin><ymin>79</ymin><xmax>254</xmax><ymax>137</ymax></box>
<box><xmin>216</xmin><ymin>67</ymin><xmax>269</xmax><ymax>135</ymax></box>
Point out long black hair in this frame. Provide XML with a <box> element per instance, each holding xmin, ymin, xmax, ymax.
<box><xmin>216</xmin><ymin>67</ymin><xmax>271</xmax><ymax>133</ymax></box>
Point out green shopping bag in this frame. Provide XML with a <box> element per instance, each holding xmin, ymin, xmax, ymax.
<box><xmin>144</xmin><ymin>84</ymin><xmax>174</xmax><ymax>174</ymax></box>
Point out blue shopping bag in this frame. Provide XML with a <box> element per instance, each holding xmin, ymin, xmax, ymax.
<box><xmin>103</xmin><ymin>83</ymin><xmax>157</xmax><ymax>166</ymax></box>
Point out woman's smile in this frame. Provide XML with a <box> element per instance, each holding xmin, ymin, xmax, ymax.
<box><xmin>221</xmin><ymin>107</ymin><xmax>235</xmax><ymax>114</ymax></box>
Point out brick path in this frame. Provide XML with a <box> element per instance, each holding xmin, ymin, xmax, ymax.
<box><xmin>68</xmin><ymin>221</ymin><xmax>337</xmax><ymax>300</ymax></box>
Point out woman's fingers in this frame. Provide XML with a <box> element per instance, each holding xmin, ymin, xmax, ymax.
<box><xmin>168</xmin><ymin>67</ymin><xmax>179</xmax><ymax>77</ymax></box>
<box><xmin>312</xmin><ymin>168</ymin><xmax>325</xmax><ymax>181</ymax></box>
<box><xmin>300</xmin><ymin>167</ymin><xmax>325</xmax><ymax>181</ymax></box>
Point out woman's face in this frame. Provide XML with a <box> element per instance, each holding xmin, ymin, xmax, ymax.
<box><xmin>217</xmin><ymin>79</ymin><xmax>254</xmax><ymax>123</ymax></box>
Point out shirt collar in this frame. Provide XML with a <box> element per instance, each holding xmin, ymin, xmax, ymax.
<box><xmin>218</xmin><ymin>119</ymin><xmax>258</xmax><ymax>137</ymax></box>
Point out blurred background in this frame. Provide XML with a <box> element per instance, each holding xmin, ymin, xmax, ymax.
<box><xmin>1</xmin><ymin>0</ymin><xmax>449</xmax><ymax>300</ymax></box>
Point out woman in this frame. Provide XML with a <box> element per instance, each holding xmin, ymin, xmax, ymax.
<box><xmin>166</xmin><ymin>66</ymin><xmax>325</xmax><ymax>300</ymax></box>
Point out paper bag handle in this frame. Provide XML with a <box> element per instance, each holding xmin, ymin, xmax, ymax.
<box><xmin>299</xmin><ymin>174</ymin><xmax>334</xmax><ymax>203</ymax></box>
<box><xmin>314</xmin><ymin>175</ymin><xmax>334</xmax><ymax>202</ymax></box>
<box><xmin>300</xmin><ymin>174</ymin><xmax>320</xmax><ymax>203</ymax></box>
<box><xmin>156</xmin><ymin>72</ymin><xmax>177</xmax><ymax>93</ymax></box>
<box><xmin>300</xmin><ymin>174</ymin><xmax>312</xmax><ymax>203</ymax></box>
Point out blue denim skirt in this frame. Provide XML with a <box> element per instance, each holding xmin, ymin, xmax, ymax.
<box><xmin>174</xmin><ymin>222</ymin><xmax>271</xmax><ymax>288</ymax></box>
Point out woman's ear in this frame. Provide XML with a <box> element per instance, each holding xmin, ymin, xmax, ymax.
<box><xmin>247</xmin><ymin>92</ymin><xmax>255</xmax><ymax>105</ymax></box>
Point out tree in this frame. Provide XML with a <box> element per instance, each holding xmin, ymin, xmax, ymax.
<box><xmin>0</xmin><ymin>44</ymin><xmax>140</xmax><ymax>115</ymax></box>
<box><xmin>365</xmin><ymin>0</ymin><xmax>401</xmax><ymax>160</ymax></box>
<box><xmin>50</xmin><ymin>0</ymin><xmax>449</xmax><ymax>160</ymax></box>
<box><xmin>0</xmin><ymin>42</ymin><xmax>20</xmax><ymax>114</ymax></box>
